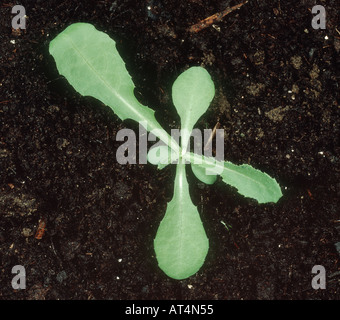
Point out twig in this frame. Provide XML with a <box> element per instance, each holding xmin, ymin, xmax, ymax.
<box><xmin>188</xmin><ymin>1</ymin><xmax>248</xmax><ymax>33</ymax></box>
<box><xmin>204</xmin><ymin>121</ymin><xmax>220</xmax><ymax>151</ymax></box>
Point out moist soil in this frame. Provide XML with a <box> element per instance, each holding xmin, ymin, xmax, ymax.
<box><xmin>0</xmin><ymin>0</ymin><xmax>339</xmax><ymax>300</ymax></box>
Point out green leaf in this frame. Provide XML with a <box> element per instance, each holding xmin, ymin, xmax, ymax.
<box><xmin>172</xmin><ymin>66</ymin><xmax>215</xmax><ymax>151</ymax></box>
<box><xmin>154</xmin><ymin>163</ymin><xmax>209</xmax><ymax>280</ymax></box>
<box><xmin>184</xmin><ymin>152</ymin><xmax>282</xmax><ymax>204</ymax></box>
<box><xmin>191</xmin><ymin>163</ymin><xmax>217</xmax><ymax>185</ymax></box>
<box><xmin>147</xmin><ymin>145</ymin><xmax>179</xmax><ymax>169</ymax></box>
<box><xmin>49</xmin><ymin>23</ymin><xmax>178</xmax><ymax>151</ymax></box>
<box><xmin>220</xmin><ymin>162</ymin><xmax>282</xmax><ymax>203</ymax></box>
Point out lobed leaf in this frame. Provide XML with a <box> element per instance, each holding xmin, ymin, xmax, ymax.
<box><xmin>220</xmin><ymin>161</ymin><xmax>282</xmax><ymax>203</ymax></box>
<box><xmin>184</xmin><ymin>152</ymin><xmax>282</xmax><ymax>204</ymax></box>
<box><xmin>49</xmin><ymin>23</ymin><xmax>178</xmax><ymax>150</ymax></box>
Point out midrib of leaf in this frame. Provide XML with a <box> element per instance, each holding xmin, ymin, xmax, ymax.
<box><xmin>181</xmin><ymin>93</ymin><xmax>194</xmax><ymax>153</ymax></box>
<box><xmin>175</xmin><ymin>162</ymin><xmax>185</xmax><ymax>270</ymax></box>
<box><xmin>182</xmin><ymin>92</ymin><xmax>194</xmax><ymax>131</ymax></box>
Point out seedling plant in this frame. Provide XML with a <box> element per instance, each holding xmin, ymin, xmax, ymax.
<box><xmin>49</xmin><ymin>23</ymin><xmax>282</xmax><ymax>280</ymax></box>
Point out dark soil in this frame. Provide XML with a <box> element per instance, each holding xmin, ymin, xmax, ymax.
<box><xmin>0</xmin><ymin>0</ymin><xmax>339</xmax><ymax>300</ymax></box>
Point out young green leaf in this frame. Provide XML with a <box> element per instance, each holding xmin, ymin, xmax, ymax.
<box><xmin>220</xmin><ymin>161</ymin><xmax>282</xmax><ymax>203</ymax></box>
<box><xmin>172</xmin><ymin>67</ymin><xmax>215</xmax><ymax>152</ymax></box>
<box><xmin>154</xmin><ymin>163</ymin><xmax>209</xmax><ymax>280</ymax></box>
<box><xmin>147</xmin><ymin>145</ymin><xmax>179</xmax><ymax>169</ymax></box>
<box><xmin>49</xmin><ymin>23</ymin><xmax>178</xmax><ymax>152</ymax></box>
<box><xmin>191</xmin><ymin>163</ymin><xmax>217</xmax><ymax>185</ymax></box>
<box><xmin>185</xmin><ymin>152</ymin><xmax>282</xmax><ymax>203</ymax></box>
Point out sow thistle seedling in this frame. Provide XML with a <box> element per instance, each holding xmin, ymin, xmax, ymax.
<box><xmin>49</xmin><ymin>23</ymin><xmax>282</xmax><ymax>280</ymax></box>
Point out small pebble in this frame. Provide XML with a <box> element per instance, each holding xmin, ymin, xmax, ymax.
<box><xmin>56</xmin><ymin>270</ymin><xmax>67</xmax><ymax>283</ymax></box>
<box><xmin>22</xmin><ymin>228</ymin><xmax>33</xmax><ymax>237</ymax></box>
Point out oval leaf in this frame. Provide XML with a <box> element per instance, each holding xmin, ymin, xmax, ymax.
<box><xmin>154</xmin><ymin>163</ymin><xmax>209</xmax><ymax>280</ymax></box>
<box><xmin>172</xmin><ymin>67</ymin><xmax>215</xmax><ymax>150</ymax></box>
